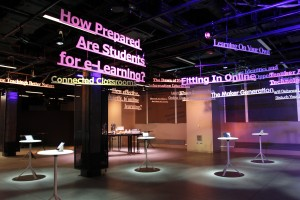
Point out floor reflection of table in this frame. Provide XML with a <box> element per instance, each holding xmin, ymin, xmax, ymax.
<box><xmin>137</xmin><ymin>136</ymin><xmax>155</xmax><ymax>169</ymax></box>
<box><xmin>37</xmin><ymin>149</ymin><xmax>73</xmax><ymax>200</ymax></box>
<box><xmin>218</xmin><ymin>137</ymin><xmax>240</xmax><ymax>176</ymax></box>
<box><xmin>19</xmin><ymin>139</ymin><xmax>42</xmax><ymax>179</ymax></box>
<box><xmin>252</xmin><ymin>132</ymin><xmax>269</xmax><ymax>163</ymax></box>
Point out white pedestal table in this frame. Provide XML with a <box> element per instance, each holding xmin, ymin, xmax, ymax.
<box><xmin>252</xmin><ymin>132</ymin><xmax>269</xmax><ymax>163</ymax></box>
<box><xmin>137</xmin><ymin>136</ymin><xmax>155</xmax><ymax>169</ymax></box>
<box><xmin>19</xmin><ymin>139</ymin><xmax>42</xmax><ymax>179</ymax></box>
<box><xmin>218</xmin><ymin>137</ymin><xmax>240</xmax><ymax>176</ymax></box>
<box><xmin>37</xmin><ymin>149</ymin><xmax>73</xmax><ymax>200</ymax></box>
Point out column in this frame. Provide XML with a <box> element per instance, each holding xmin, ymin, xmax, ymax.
<box><xmin>0</xmin><ymin>89</ymin><xmax>18</xmax><ymax>156</ymax></box>
<box><xmin>74</xmin><ymin>72</ymin><xmax>108</xmax><ymax>177</ymax></box>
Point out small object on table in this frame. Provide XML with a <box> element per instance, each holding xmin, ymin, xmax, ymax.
<box><xmin>38</xmin><ymin>149</ymin><xmax>73</xmax><ymax>200</ymax></box>
<box><xmin>218</xmin><ymin>136</ymin><xmax>241</xmax><ymax>176</ymax></box>
<box><xmin>19</xmin><ymin>139</ymin><xmax>42</xmax><ymax>179</ymax></box>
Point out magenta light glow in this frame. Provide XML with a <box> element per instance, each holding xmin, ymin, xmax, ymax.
<box><xmin>204</xmin><ymin>32</ymin><xmax>211</xmax><ymax>39</ymax></box>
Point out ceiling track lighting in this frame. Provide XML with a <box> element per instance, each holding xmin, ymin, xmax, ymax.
<box><xmin>280</xmin><ymin>61</ymin><xmax>288</xmax><ymax>68</ymax></box>
<box><xmin>56</xmin><ymin>30</ymin><xmax>64</xmax><ymax>45</ymax></box>
<box><xmin>31</xmin><ymin>69</ymin><xmax>36</xmax><ymax>77</ymax></box>
<box><xmin>25</xmin><ymin>91</ymin><xmax>43</xmax><ymax>94</ymax></box>
<box><xmin>257</xmin><ymin>39</ymin><xmax>272</xmax><ymax>50</ymax></box>
<box><xmin>176</xmin><ymin>57</ymin><xmax>196</xmax><ymax>65</ymax></box>
<box><xmin>0</xmin><ymin>64</ymin><xmax>16</xmax><ymax>69</ymax></box>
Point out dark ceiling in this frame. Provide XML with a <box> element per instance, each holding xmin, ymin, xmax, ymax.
<box><xmin>1</xmin><ymin>0</ymin><xmax>300</xmax><ymax>97</ymax></box>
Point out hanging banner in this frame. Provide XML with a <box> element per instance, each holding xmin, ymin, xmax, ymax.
<box><xmin>213</xmin><ymin>39</ymin><xmax>270</xmax><ymax>55</ymax></box>
<box><xmin>51</xmin><ymin>76</ymin><xmax>136</xmax><ymax>86</ymax></box>
<box><xmin>0</xmin><ymin>78</ymin><xmax>54</xmax><ymax>88</ymax></box>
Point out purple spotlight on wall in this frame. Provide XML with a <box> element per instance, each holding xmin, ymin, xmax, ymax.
<box><xmin>8</xmin><ymin>91</ymin><xmax>18</xmax><ymax>101</ymax></box>
<box><xmin>205</xmin><ymin>32</ymin><xmax>211</xmax><ymax>39</ymax></box>
<box><xmin>91</xmin><ymin>72</ymin><xmax>101</xmax><ymax>78</ymax></box>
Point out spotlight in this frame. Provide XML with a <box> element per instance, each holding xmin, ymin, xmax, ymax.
<box><xmin>204</xmin><ymin>32</ymin><xmax>211</xmax><ymax>39</ymax></box>
<box><xmin>56</xmin><ymin>30</ymin><xmax>64</xmax><ymax>45</ymax></box>
<box><xmin>31</xmin><ymin>69</ymin><xmax>35</xmax><ymax>77</ymax></box>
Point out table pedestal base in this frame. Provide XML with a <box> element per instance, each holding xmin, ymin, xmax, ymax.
<box><xmin>50</xmin><ymin>155</ymin><xmax>61</xmax><ymax>200</ymax></box>
<box><xmin>18</xmin><ymin>144</ymin><xmax>38</xmax><ymax>179</ymax></box>
<box><xmin>222</xmin><ymin>162</ymin><xmax>240</xmax><ymax>176</ymax></box>
<box><xmin>139</xmin><ymin>159</ymin><xmax>153</xmax><ymax>169</ymax></box>
<box><xmin>252</xmin><ymin>152</ymin><xmax>268</xmax><ymax>163</ymax></box>
<box><xmin>139</xmin><ymin>140</ymin><xmax>153</xmax><ymax>169</ymax></box>
<box><xmin>222</xmin><ymin>139</ymin><xmax>241</xmax><ymax>177</ymax></box>
<box><xmin>18</xmin><ymin>164</ymin><xmax>38</xmax><ymax>179</ymax></box>
<box><xmin>49</xmin><ymin>194</ymin><xmax>61</xmax><ymax>200</ymax></box>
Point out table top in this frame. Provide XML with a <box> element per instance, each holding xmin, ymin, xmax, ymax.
<box><xmin>218</xmin><ymin>137</ymin><xmax>238</xmax><ymax>141</ymax></box>
<box><xmin>252</xmin><ymin>132</ymin><xmax>269</xmax><ymax>136</ymax></box>
<box><xmin>138</xmin><ymin>136</ymin><xmax>155</xmax><ymax>140</ymax></box>
<box><xmin>19</xmin><ymin>140</ymin><xmax>42</xmax><ymax>143</ymax></box>
<box><xmin>37</xmin><ymin>149</ymin><xmax>73</xmax><ymax>156</ymax></box>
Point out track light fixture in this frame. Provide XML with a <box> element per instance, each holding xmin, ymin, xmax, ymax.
<box><xmin>56</xmin><ymin>30</ymin><xmax>64</xmax><ymax>45</ymax></box>
<box><xmin>31</xmin><ymin>69</ymin><xmax>35</xmax><ymax>77</ymax></box>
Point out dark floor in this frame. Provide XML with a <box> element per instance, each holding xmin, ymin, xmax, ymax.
<box><xmin>1</xmin><ymin>146</ymin><xmax>300</xmax><ymax>200</ymax></box>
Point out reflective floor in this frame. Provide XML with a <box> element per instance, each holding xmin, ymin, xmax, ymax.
<box><xmin>1</xmin><ymin>146</ymin><xmax>300</xmax><ymax>200</ymax></box>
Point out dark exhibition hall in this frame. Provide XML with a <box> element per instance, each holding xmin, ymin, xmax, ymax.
<box><xmin>1</xmin><ymin>1</ymin><xmax>300</xmax><ymax>200</ymax></box>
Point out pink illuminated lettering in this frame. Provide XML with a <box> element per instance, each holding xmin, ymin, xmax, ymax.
<box><xmin>76</xmin><ymin>36</ymin><xmax>100</xmax><ymax>53</ymax></box>
<box><xmin>53</xmin><ymin>8</ymin><xmax>147</xmax><ymax>82</ymax></box>
<box><xmin>59</xmin><ymin>9</ymin><xmax>142</xmax><ymax>50</ymax></box>
<box><xmin>57</xmin><ymin>51</ymin><xmax>145</xmax><ymax>82</ymax></box>
<box><xmin>76</xmin><ymin>36</ymin><xmax>145</xmax><ymax>67</ymax></box>
<box><xmin>58</xmin><ymin>51</ymin><xmax>81</xmax><ymax>67</ymax></box>
<box><xmin>60</xmin><ymin>9</ymin><xmax>92</xmax><ymax>31</ymax></box>
<box><xmin>94</xmin><ymin>22</ymin><xmax>102</xmax><ymax>33</ymax></box>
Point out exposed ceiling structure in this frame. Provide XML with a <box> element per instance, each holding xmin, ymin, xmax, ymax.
<box><xmin>1</xmin><ymin>0</ymin><xmax>300</xmax><ymax>98</ymax></box>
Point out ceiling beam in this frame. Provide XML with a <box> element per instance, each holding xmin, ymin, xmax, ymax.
<box><xmin>2</xmin><ymin>0</ymin><xmax>62</xmax><ymax>39</ymax></box>
<box><xmin>144</xmin><ymin>0</ymin><xmax>298</xmax><ymax>45</ymax></box>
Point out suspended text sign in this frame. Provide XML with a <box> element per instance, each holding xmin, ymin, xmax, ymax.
<box><xmin>54</xmin><ymin>9</ymin><xmax>145</xmax><ymax>82</ymax></box>
<box><xmin>152</xmin><ymin>78</ymin><xmax>181</xmax><ymax>83</ymax></box>
<box><xmin>109</xmin><ymin>94</ymin><xmax>139</xmax><ymax>103</ymax></box>
<box><xmin>181</xmin><ymin>66</ymin><xmax>299</xmax><ymax>86</ymax></box>
<box><xmin>109</xmin><ymin>88</ymin><xmax>142</xmax><ymax>110</ymax></box>
<box><xmin>110</xmin><ymin>88</ymin><xmax>140</xmax><ymax>96</ymax></box>
<box><xmin>212</xmin><ymin>87</ymin><xmax>300</xmax><ymax>101</ymax></box>
<box><xmin>211</xmin><ymin>88</ymin><xmax>274</xmax><ymax>98</ymax></box>
<box><xmin>149</xmin><ymin>77</ymin><xmax>190</xmax><ymax>88</ymax></box>
<box><xmin>51</xmin><ymin>76</ymin><xmax>135</xmax><ymax>86</ymax></box>
<box><xmin>0</xmin><ymin>78</ymin><xmax>54</xmax><ymax>88</ymax></box>
<box><xmin>213</xmin><ymin>39</ymin><xmax>270</xmax><ymax>55</ymax></box>
<box><xmin>149</xmin><ymin>83</ymin><xmax>190</xmax><ymax>88</ymax></box>
<box><xmin>59</xmin><ymin>9</ymin><xmax>142</xmax><ymax>50</ymax></box>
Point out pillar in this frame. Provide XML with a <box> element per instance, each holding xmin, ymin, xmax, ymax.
<box><xmin>74</xmin><ymin>73</ymin><xmax>108</xmax><ymax>177</ymax></box>
<box><xmin>0</xmin><ymin>89</ymin><xmax>18</xmax><ymax>156</ymax></box>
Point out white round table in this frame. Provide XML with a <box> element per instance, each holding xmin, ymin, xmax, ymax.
<box><xmin>38</xmin><ymin>149</ymin><xmax>73</xmax><ymax>200</ymax></box>
<box><xmin>218</xmin><ymin>137</ymin><xmax>240</xmax><ymax>176</ymax></box>
<box><xmin>19</xmin><ymin>139</ymin><xmax>42</xmax><ymax>179</ymax></box>
<box><xmin>137</xmin><ymin>136</ymin><xmax>155</xmax><ymax>169</ymax></box>
<box><xmin>252</xmin><ymin>132</ymin><xmax>269</xmax><ymax>163</ymax></box>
